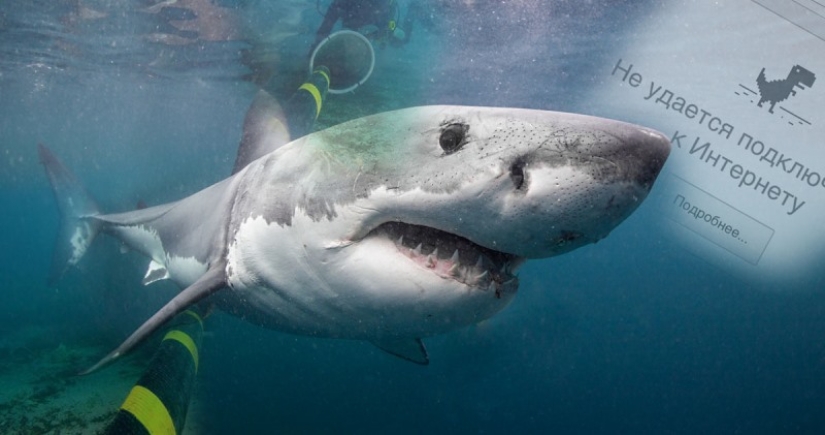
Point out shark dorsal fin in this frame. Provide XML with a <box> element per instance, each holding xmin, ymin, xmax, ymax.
<box><xmin>231</xmin><ymin>68</ymin><xmax>329</xmax><ymax>174</ymax></box>
<box><xmin>231</xmin><ymin>89</ymin><xmax>291</xmax><ymax>175</ymax></box>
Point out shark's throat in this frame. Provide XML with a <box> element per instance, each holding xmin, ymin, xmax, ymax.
<box><xmin>367</xmin><ymin>222</ymin><xmax>523</xmax><ymax>298</ymax></box>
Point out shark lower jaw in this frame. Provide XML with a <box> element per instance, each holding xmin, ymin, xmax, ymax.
<box><xmin>365</xmin><ymin>221</ymin><xmax>524</xmax><ymax>296</ymax></box>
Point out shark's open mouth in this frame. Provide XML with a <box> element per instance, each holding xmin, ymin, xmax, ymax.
<box><xmin>368</xmin><ymin>222</ymin><xmax>523</xmax><ymax>297</ymax></box>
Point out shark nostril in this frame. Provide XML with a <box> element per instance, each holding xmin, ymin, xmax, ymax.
<box><xmin>510</xmin><ymin>158</ymin><xmax>527</xmax><ymax>190</ymax></box>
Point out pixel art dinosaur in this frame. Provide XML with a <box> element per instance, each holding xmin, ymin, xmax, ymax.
<box><xmin>756</xmin><ymin>65</ymin><xmax>816</xmax><ymax>114</ymax></box>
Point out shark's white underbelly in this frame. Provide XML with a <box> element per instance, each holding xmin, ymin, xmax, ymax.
<box><xmin>224</xmin><ymin>213</ymin><xmax>514</xmax><ymax>339</ymax></box>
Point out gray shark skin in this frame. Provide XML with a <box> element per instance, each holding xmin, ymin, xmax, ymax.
<box><xmin>39</xmin><ymin>104</ymin><xmax>670</xmax><ymax>371</ymax></box>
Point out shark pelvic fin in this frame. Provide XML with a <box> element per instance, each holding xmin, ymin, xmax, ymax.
<box><xmin>370</xmin><ymin>337</ymin><xmax>429</xmax><ymax>365</ymax></box>
<box><xmin>79</xmin><ymin>264</ymin><xmax>226</xmax><ymax>375</ymax></box>
<box><xmin>142</xmin><ymin>259</ymin><xmax>170</xmax><ymax>285</ymax></box>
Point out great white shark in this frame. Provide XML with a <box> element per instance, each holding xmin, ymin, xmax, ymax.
<box><xmin>40</xmin><ymin>96</ymin><xmax>670</xmax><ymax>372</ymax></box>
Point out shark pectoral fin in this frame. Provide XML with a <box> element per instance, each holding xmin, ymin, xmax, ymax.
<box><xmin>79</xmin><ymin>264</ymin><xmax>226</xmax><ymax>375</ymax></box>
<box><xmin>370</xmin><ymin>337</ymin><xmax>429</xmax><ymax>365</ymax></box>
<box><xmin>142</xmin><ymin>259</ymin><xmax>170</xmax><ymax>285</ymax></box>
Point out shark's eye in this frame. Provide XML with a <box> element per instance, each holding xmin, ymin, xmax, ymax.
<box><xmin>439</xmin><ymin>123</ymin><xmax>467</xmax><ymax>154</ymax></box>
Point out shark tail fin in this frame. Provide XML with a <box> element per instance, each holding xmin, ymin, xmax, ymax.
<box><xmin>38</xmin><ymin>144</ymin><xmax>102</xmax><ymax>286</ymax></box>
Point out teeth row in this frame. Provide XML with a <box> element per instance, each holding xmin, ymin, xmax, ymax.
<box><xmin>399</xmin><ymin>242</ymin><xmax>463</xmax><ymax>264</ymax></box>
<box><xmin>405</xmin><ymin>245</ymin><xmax>482</xmax><ymax>270</ymax></box>
<box><xmin>396</xmin><ymin>238</ymin><xmax>515</xmax><ymax>288</ymax></box>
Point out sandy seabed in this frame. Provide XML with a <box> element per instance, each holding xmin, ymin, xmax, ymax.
<box><xmin>0</xmin><ymin>323</ymin><xmax>205</xmax><ymax>434</ymax></box>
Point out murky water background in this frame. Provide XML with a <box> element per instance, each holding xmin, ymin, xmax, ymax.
<box><xmin>1</xmin><ymin>1</ymin><xmax>823</xmax><ymax>433</ymax></box>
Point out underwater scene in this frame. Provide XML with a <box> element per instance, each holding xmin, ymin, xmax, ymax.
<box><xmin>1</xmin><ymin>0</ymin><xmax>824</xmax><ymax>433</ymax></box>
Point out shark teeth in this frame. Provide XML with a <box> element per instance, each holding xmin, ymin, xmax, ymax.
<box><xmin>375</xmin><ymin>221</ymin><xmax>522</xmax><ymax>294</ymax></box>
<box><xmin>426</xmin><ymin>253</ymin><xmax>437</xmax><ymax>268</ymax></box>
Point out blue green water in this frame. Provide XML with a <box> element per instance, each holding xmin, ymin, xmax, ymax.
<box><xmin>1</xmin><ymin>1</ymin><xmax>824</xmax><ymax>433</ymax></box>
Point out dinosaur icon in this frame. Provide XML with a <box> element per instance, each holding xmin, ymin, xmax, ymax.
<box><xmin>755</xmin><ymin>65</ymin><xmax>816</xmax><ymax>114</ymax></box>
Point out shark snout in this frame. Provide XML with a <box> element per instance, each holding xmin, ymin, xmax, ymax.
<box><xmin>488</xmin><ymin>120</ymin><xmax>671</xmax><ymax>259</ymax></box>
<box><xmin>619</xmin><ymin>126</ymin><xmax>671</xmax><ymax>190</ymax></box>
<box><xmin>572</xmin><ymin>121</ymin><xmax>671</xmax><ymax>190</ymax></box>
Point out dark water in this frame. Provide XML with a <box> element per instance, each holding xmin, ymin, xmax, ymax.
<box><xmin>1</xmin><ymin>1</ymin><xmax>824</xmax><ymax>433</ymax></box>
